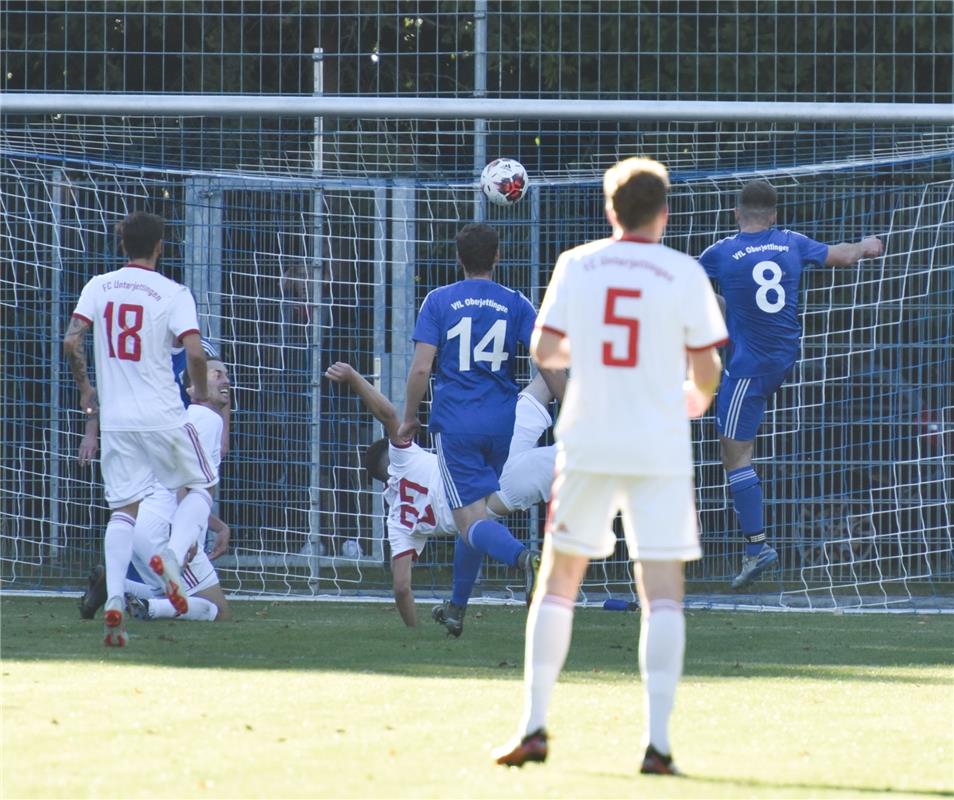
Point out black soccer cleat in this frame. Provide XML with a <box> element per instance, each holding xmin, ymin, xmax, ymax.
<box><xmin>431</xmin><ymin>600</ymin><xmax>466</xmax><ymax>638</ymax></box>
<box><xmin>640</xmin><ymin>743</ymin><xmax>681</xmax><ymax>776</ymax></box>
<box><xmin>520</xmin><ymin>550</ymin><xmax>542</xmax><ymax>608</ymax></box>
<box><xmin>494</xmin><ymin>728</ymin><xmax>549</xmax><ymax>767</ymax></box>
<box><xmin>79</xmin><ymin>564</ymin><xmax>107</xmax><ymax>620</ymax></box>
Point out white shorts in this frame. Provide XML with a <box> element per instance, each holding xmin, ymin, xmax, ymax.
<box><xmin>130</xmin><ymin>505</ymin><xmax>220</xmax><ymax>595</ymax></box>
<box><xmin>388</xmin><ymin>523</ymin><xmax>428</xmax><ymax>561</ymax></box>
<box><xmin>546</xmin><ymin>466</ymin><xmax>701</xmax><ymax>562</ymax></box>
<box><xmin>101</xmin><ymin>424</ymin><xmax>219</xmax><ymax>509</ymax></box>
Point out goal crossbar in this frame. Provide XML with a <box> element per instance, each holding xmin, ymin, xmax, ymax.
<box><xmin>3</xmin><ymin>94</ymin><xmax>953</xmax><ymax>124</ymax></box>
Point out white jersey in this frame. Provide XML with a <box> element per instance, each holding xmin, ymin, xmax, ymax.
<box><xmin>537</xmin><ymin>236</ymin><xmax>728</xmax><ymax>476</ymax></box>
<box><xmin>72</xmin><ymin>264</ymin><xmax>201</xmax><ymax>431</ymax></box>
<box><xmin>139</xmin><ymin>404</ymin><xmax>224</xmax><ymax>521</ymax></box>
<box><xmin>384</xmin><ymin>442</ymin><xmax>456</xmax><ymax>550</ymax></box>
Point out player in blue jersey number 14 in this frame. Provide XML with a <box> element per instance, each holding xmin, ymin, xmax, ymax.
<box><xmin>398</xmin><ymin>223</ymin><xmax>559</xmax><ymax>637</ymax></box>
<box><xmin>699</xmin><ymin>180</ymin><xmax>882</xmax><ymax>589</ymax></box>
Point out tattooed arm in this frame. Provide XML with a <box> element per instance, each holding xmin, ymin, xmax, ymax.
<box><xmin>63</xmin><ymin>316</ymin><xmax>98</xmax><ymax>416</ymax></box>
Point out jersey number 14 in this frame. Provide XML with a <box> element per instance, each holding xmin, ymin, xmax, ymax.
<box><xmin>447</xmin><ymin>317</ymin><xmax>509</xmax><ymax>372</ymax></box>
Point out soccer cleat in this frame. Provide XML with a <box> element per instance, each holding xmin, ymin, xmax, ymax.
<box><xmin>520</xmin><ymin>550</ymin><xmax>542</xmax><ymax>607</ymax></box>
<box><xmin>640</xmin><ymin>743</ymin><xmax>681</xmax><ymax>776</ymax></box>
<box><xmin>78</xmin><ymin>564</ymin><xmax>107</xmax><ymax>619</ymax></box>
<box><xmin>148</xmin><ymin>548</ymin><xmax>189</xmax><ymax>615</ymax></box>
<box><xmin>102</xmin><ymin>596</ymin><xmax>128</xmax><ymax>647</ymax></box>
<box><xmin>730</xmin><ymin>543</ymin><xmax>779</xmax><ymax>590</ymax></box>
<box><xmin>431</xmin><ymin>600</ymin><xmax>466</xmax><ymax>638</ymax></box>
<box><xmin>125</xmin><ymin>593</ymin><xmax>151</xmax><ymax>622</ymax></box>
<box><xmin>494</xmin><ymin>728</ymin><xmax>549</xmax><ymax>767</ymax></box>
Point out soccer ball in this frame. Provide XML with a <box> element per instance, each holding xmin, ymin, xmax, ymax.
<box><xmin>480</xmin><ymin>158</ymin><xmax>529</xmax><ymax>206</ymax></box>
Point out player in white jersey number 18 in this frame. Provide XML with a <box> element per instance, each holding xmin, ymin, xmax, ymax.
<box><xmin>64</xmin><ymin>211</ymin><xmax>219</xmax><ymax>646</ymax></box>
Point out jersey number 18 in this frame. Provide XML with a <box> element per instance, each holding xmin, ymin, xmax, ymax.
<box><xmin>103</xmin><ymin>301</ymin><xmax>144</xmax><ymax>361</ymax></box>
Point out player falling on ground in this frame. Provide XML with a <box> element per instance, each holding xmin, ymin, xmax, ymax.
<box><xmin>397</xmin><ymin>223</ymin><xmax>561</xmax><ymax>637</ymax></box>
<box><xmin>64</xmin><ymin>211</ymin><xmax>218</xmax><ymax>645</ymax></box>
<box><xmin>494</xmin><ymin>157</ymin><xmax>727</xmax><ymax>775</ymax></box>
<box><xmin>699</xmin><ymin>180</ymin><xmax>883</xmax><ymax>589</ymax></box>
<box><xmin>79</xmin><ymin>359</ymin><xmax>233</xmax><ymax>623</ymax></box>
<box><xmin>326</xmin><ymin>361</ymin><xmax>563</xmax><ymax>627</ymax></box>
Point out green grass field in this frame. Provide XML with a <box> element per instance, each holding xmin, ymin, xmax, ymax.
<box><xmin>2</xmin><ymin>596</ymin><xmax>952</xmax><ymax>799</ymax></box>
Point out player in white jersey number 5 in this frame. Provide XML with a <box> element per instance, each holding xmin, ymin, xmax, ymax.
<box><xmin>64</xmin><ymin>211</ymin><xmax>219</xmax><ymax>646</ymax></box>
<box><xmin>494</xmin><ymin>158</ymin><xmax>727</xmax><ymax>775</ymax></box>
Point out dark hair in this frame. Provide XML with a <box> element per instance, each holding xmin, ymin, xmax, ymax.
<box><xmin>602</xmin><ymin>158</ymin><xmax>669</xmax><ymax>230</ymax></box>
<box><xmin>456</xmin><ymin>223</ymin><xmax>499</xmax><ymax>275</ymax></box>
<box><xmin>362</xmin><ymin>437</ymin><xmax>390</xmax><ymax>484</ymax></box>
<box><xmin>118</xmin><ymin>211</ymin><xmax>164</xmax><ymax>260</ymax></box>
<box><xmin>738</xmin><ymin>181</ymin><xmax>777</xmax><ymax>217</ymax></box>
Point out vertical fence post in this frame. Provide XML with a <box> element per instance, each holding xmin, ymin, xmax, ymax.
<box><xmin>49</xmin><ymin>169</ymin><xmax>64</xmax><ymax>560</ymax></box>
<box><xmin>371</xmin><ymin>186</ymin><xmax>389</xmax><ymax>562</ymax></box>
<box><xmin>472</xmin><ymin>0</ymin><xmax>488</xmax><ymax>221</ymax></box>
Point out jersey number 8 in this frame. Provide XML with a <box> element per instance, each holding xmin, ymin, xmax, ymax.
<box><xmin>752</xmin><ymin>261</ymin><xmax>786</xmax><ymax>314</ymax></box>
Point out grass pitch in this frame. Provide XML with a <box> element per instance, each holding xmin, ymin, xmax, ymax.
<box><xmin>2</xmin><ymin>597</ymin><xmax>952</xmax><ymax>799</ymax></box>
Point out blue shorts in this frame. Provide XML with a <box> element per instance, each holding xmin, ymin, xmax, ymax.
<box><xmin>434</xmin><ymin>432</ymin><xmax>510</xmax><ymax>509</ymax></box>
<box><xmin>716</xmin><ymin>367</ymin><xmax>792</xmax><ymax>441</ymax></box>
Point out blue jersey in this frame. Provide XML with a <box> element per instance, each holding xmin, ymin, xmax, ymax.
<box><xmin>700</xmin><ymin>228</ymin><xmax>828</xmax><ymax>377</ymax></box>
<box><xmin>413</xmin><ymin>278</ymin><xmax>536</xmax><ymax>435</ymax></box>
<box><xmin>171</xmin><ymin>338</ymin><xmax>219</xmax><ymax>407</ymax></box>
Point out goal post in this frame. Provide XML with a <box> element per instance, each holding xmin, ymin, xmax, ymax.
<box><xmin>2</xmin><ymin>96</ymin><xmax>951</xmax><ymax>611</ymax></box>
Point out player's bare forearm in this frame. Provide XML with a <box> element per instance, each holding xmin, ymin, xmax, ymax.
<box><xmin>391</xmin><ymin>555</ymin><xmax>417</xmax><ymax>626</ymax></box>
<box><xmin>325</xmin><ymin>362</ymin><xmax>400</xmax><ymax>438</ymax></box>
<box><xmin>401</xmin><ymin>368</ymin><xmax>429</xmax><ymax>422</ymax></box>
<box><xmin>537</xmin><ymin>367</ymin><xmax>567</xmax><ymax>403</ymax></box>
<box><xmin>63</xmin><ymin>318</ymin><xmax>96</xmax><ymax>407</ymax></box>
<box><xmin>78</xmin><ymin>414</ymin><xmax>100</xmax><ymax>466</ymax></box>
<box><xmin>826</xmin><ymin>236</ymin><xmax>883</xmax><ymax>267</ymax></box>
<box><xmin>530</xmin><ymin>328</ymin><xmax>570</xmax><ymax>369</ymax></box>
<box><xmin>207</xmin><ymin>515</ymin><xmax>230</xmax><ymax>560</ymax></box>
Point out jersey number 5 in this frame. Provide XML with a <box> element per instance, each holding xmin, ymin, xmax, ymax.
<box><xmin>103</xmin><ymin>301</ymin><xmax>144</xmax><ymax>361</ymax></box>
<box><xmin>602</xmin><ymin>287</ymin><xmax>642</xmax><ymax>367</ymax></box>
<box><xmin>447</xmin><ymin>316</ymin><xmax>509</xmax><ymax>372</ymax></box>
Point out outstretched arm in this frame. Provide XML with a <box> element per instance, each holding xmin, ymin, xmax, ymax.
<box><xmin>398</xmin><ymin>342</ymin><xmax>437</xmax><ymax>443</ymax></box>
<box><xmin>825</xmin><ymin>236</ymin><xmax>883</xmax><ymax>267</ymax></box>
<box><xmin>325</xmin><ymin>361</ymin><xmax>401</xmax><ymax>441</ymax></box>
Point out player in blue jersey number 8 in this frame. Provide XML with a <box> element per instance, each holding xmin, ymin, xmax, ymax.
<box><xmin>699</xmin><ymin>180</ymin><xmax>883</xmax><ymax>589</ymax></box>
<box><xmin>398</xmin><ymin>223</ymin><xmax>561</xmax><ymax>637</ymax></box>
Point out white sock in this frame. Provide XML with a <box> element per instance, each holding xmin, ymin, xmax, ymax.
<box><xmin>518</xmin><ymin>594</ymin><xmax>575</xmax><ymax>736</ymax></box>
<box><xmin>104</xmin><ymin>512</ymin><xmax>135</xmax><ymax>601</ymax></box>
<box><xmin>638</xmin><ymin>599</ymin><xmax>685</xmax><ymax>756</ymax></box>
<box><xmin>149</xmin><ymin>596</ymin><xmax>218</xmax><ymax>621</ymax></box>
<box><xmin>123</xmin><ymin>579</ymin><xmax>155</xmax><ymax>600</ymax></box>
<box><xmin>168</xmin><ymin>488</ymin><xmax>213</xmax><ymax>565</ymax></box>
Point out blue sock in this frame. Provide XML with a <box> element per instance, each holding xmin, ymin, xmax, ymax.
<box><xmin>468</xmin><ymin>519</ymin><xmax>526</xmax><ymax>568</ymax></box>
<box><xmin>451</xmin><ymin>537</ymin><xmax>482</xmax><ymax>607</ymax></box>
<box><xmin>727</xmin><ymin>466</ymin><xmax>766</xmax><ymax>556</ymax></box>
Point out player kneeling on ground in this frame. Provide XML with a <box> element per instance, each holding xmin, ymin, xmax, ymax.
<box><xmin>79</xmin><ymin>359</ymin><xmax>233</xmax><ymax>623</ymax></box>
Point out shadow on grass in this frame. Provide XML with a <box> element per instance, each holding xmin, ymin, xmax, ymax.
<box><xmin>581</xmin><ymin>768</ymin><xmax>954</xmax><ymax>799</ymax></box>
<box><xmin>3</xmin><ymin>597</ymin><xmax>952</xmax><ymax>685</ymax></box>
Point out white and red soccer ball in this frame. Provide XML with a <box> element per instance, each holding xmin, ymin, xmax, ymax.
<box><xmin>480</xmin><ymin>158</ymin><xmax>529</xmax><ymax>206</ymax></box>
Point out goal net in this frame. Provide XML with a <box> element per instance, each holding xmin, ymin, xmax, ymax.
<box><xmin>2</xmin><ymin>111</ymin><xmax>951</xmax><ymax>611</ymax></box>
